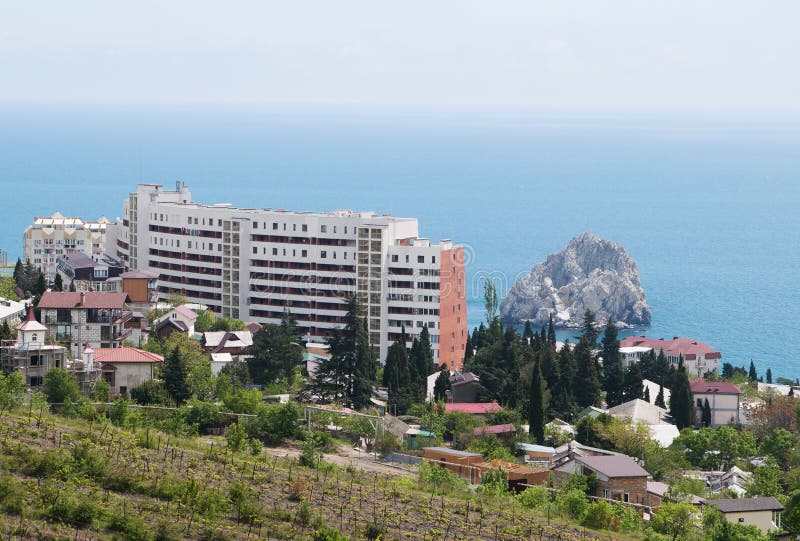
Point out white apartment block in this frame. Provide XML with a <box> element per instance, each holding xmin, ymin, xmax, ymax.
<box><xmin>24</xmin><ymin>212</ymin><xmax>110</xmax><ymax>281</ymax></box>
<box><xmin>114</xmin><ymin>183</ymin><xmax>468</xmax><ymax>369</ymax></box>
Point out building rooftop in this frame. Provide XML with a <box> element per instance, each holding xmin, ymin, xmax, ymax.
<box><xmin>423</xmin><ymin>447</ymin><xmax>483</xmax><ymax>458</ymax></box>
<box><xmin>690</xmin><ymin>380</ymin><xmax>741</xmax><ymax>395</ymax></box>
<box><xmin>450</xmin><ymin>372</ymin><xmax>479</xmax><ymax>386</ymax></box>
<box><xmin>620</xmin><ymin>336</ymin><xmax>721</xmax><ymax>361</ymax></box>
<box><xmin>173</xmin><ymin>305</ymin><xmax>199</xmax><ymax>321</ymax></box>
<box><xmin>0</xmin><ymin>297</ymin><xmax>28</xmax><ymax>322</ymax></box>
<box><xmin>39</xmin><ymin>291</ymin><xmax>128</xmax><ymax>309</ymax></box>
<box><xmin>576</xmin><ymin>455</ymin><xmax>650</xmax><ymax>478</ymax></box>
<box><xmin>703</xmin><ymin>497</ymin><xmax>784</xmax><ymax>513</ymax></box>
<box><xmin>444</xmin><ymin>402</ymin><xmax>501</xmax><ymax>415</ymax></box>
<box><xmin>202</xmin><ymin>331</ymin><xmax>253</xmax><ymax>350</ymax></box>
<box><xmin>16</xmin><ymin>306</ymin><xmax>47</xmax><ymax>332</ymax></box>
<box><xmin>94</xmin><ymin>347</ymin><xmax>164</xmax><ymax>364</ymax></box>
<box><xmin>474</xmin><ymin>423</ymin><xmax>516</xmax><ymax>436</ymax></box>
<box><xmin>120</xmin><ymin>271</ymin><xmax>159</xmax><ymax>279</ymax></box>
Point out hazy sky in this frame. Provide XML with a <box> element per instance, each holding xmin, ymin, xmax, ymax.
<box><xmin>2</xmin><ymin>1</ymin><xmax>799</xmax><ymax>109</ymax></box>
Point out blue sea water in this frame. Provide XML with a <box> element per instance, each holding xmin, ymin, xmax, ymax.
<box><xmin>0</xmin><ymin>105</ymin><xmax>798</xmax><ymax>378</ymax></box>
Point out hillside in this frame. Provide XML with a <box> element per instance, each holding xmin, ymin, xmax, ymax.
<box><xmin>0</xmin><ymin>408</ymin><xmax>605</xmax><ymax>541</ymax></box>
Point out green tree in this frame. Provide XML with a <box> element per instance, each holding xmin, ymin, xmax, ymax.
<box><xmin>574</xmin><ymin>341</ymin><xmax>601</xmax><ymax>408</ymax></box>
<box><xmin>654</xmin><ymin>383</ymin><xmax>666</xmax><ymax>408</ymax></box>
<box><xmin>483</xmin><ymin>280</ymin><xmax>499</xmax><ymax>324</ymax></box>
<box><xmin>783</xmin><ymin>490</ymin><xmax>800</xmax><ymax>534</ymax></box>
<box><xmin>0</xmin><ymin>371</ymin><xmax>25</xmax><ymax>414</ymax></box>
<box><xmin>747</xmin><ymin>460</ymin><xmax>784</xmax><ymax>497</ymax></box>
<box><xmin>622</xmin><ymin>363</ymin><xmax>644</xmax><ymax>402</ymax></box>
<box><xmin>162</xmin><ymin>345</ymin><xmax>191</xmax><ymax>404</ymax></box>
<box><xmin>649</xmin><ymin>502</ymin><xmax>695</xmax><ymax>541</ymax></box>
<box><xmin>43</xmin><ymin>368</ymin><xmax>81</xmax><ymax>404</ymax></box>
<box><xmin>245</xmin><ymin>312</ymin><xmax>302</xmax><ymax>386</ymax></box>
<box><xmin>308</xmin><ymin>295</ymin><xmax>377</xmax><ymax>409</ymax></box>
<box><xmin>53</xmin><ymin>274</ymin><xmax>64</xmax><ymax>292</ymax></box>
<box><xmin>701</xmin><ymin>398</ymin><xmax>711</xmax><ymax>427</ymax></box>
<box><xmin>760</xmin><ymin>428</ymin><xmax>798</xmax><ymax>470</ymax></box>
<box><xmin>748</xmin><ymin>360</ymin><xmax>758</xmax><ymax>382</ymax></box>
<box><xmin>765</xmin><ymin>368</ymin><xmax>772</xmax><ymax>384</ymax></box>
<box><xmin>669</xmin><ymin>356</ymin><xmax>695</xmax><ymax>429</ymax></box>
<box><xmin>194</xmin><ymin>309</ymin><xmax>216</xmax><ymax>332</ymax></box>
<box><xmin>551</xmin><ymin>340</ymin><xmax>576</xmax><ymax>418</ymax></box>
<box><xmin>432</xmin><ymin>369</ymin><xmax>450</xmax><ymax>401</ymax></box>
<box><xmin>601</xmin><ymin>320</ymin><xmax>624</xmax><ymax>407</ymax></box>
<box><xmin>547</xmin><ymin>313</ymin><xmax>556</xmax><ymax>346</ymax></box>
<box><xmin>528</xmin><ymin>357</ymin><xmax>545</xmax><ymax>443</ymax></box>
<box><xmin>130</xmin><ymin>380</ymin><xmax>173</xmax><ymax>406</ymax></box>
<box><xmin>383</xmin><ymin>328</ymin><xmax>413</xmax><ymax>413</ymax></box>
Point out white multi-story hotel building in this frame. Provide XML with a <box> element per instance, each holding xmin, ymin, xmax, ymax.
<box><xmin>24</xmin><ymin>212</ymin><xmax>110</xmax><ymax>281</ymax></box>
<box><xmin>113</xmin><ymin>183</ymin><xmax>467</xmax><ymax>369</ymax></box>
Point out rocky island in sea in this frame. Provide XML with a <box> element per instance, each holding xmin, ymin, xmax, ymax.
<box><xmin>500</xmin><ymin>232</ymin><xmax>652</xmax><ymax>328</ymax></box>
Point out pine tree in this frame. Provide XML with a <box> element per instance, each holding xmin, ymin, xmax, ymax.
<box><xmin>702</xmin><ymin>398</ymin><xmax>712</xmax><ymax>427</ymax></box>
<box><xmin>766</xmin><ymin>368</ymin><xmax>772</xmax><ymax>384</ymax></box>
<box><xmin>383</xmin><ymin>329</ymin><xmax>412</xmax><ymax>413</ymax></box>
<box><xmin>601</xmin><ymin>320</ymin><xmax>624</xmax><ymax>407</ymax></box>
<box><xmin>162</xmin><ymin>345</ymin><xmax>191</xmax><ymax>404</ymax></box>
<box><xmin>550</xmin><ymin>341</ymin><xmax>575</xmax><ymax>418</ymax></box>
<box><xmin>669</xmin><ymin>356</ymin><xmax>695</xmax><ymax>429</ymax></box>
<box><xmin>245</xmin><ymin>312</ymin><xmax>302</xmax><ymax>386</ymax></box>
<box><xmin>654</xmin><ymin>384</ymin><xmax>666</xmax><ymax>408</ymax></box>
<box><xmin>528</xmin><ymin>357</ymin><xmax>545</xmax><ymax>443</ymax></box>
<box><xmin>580</xmin><ymin>310</ymin><xmax>599</xmax><ymax>346</ymax></box>
<box><xmin>643</xmin><ymin>385</ymin><xmax>651</xmax><ymax>403</ymax></box>
<box><xmin>547</xmin><ymin>313</ymin><xmax>556</xmax><ymax>346</ymax></box>
<box><xmin>748</xmin><ymin>360</ymin><xmax>758</xmax><ymax>382</ymax></box>
<box><xmin>12</xmin><ymin>258</ymin><xmax>22</xmax><ymax>285</ymax></box>
<box><xmin>310</xmin><ymin>295</ymin><xmax>377</xmax><ymax>408</ymax></box>
<box><xmin>68</xmin><ymin>280</ymin><xmax>77</xmax><ymax>292</ymax></box>
<box><xmin>53</xmin><ymin>274</ymin><xmax>63</xmax><ymax>292</ymax></box>
<box><xmin>540</xmin><ymin>343</ymin><xmax>556</xmax><ymax>388</ymax></box>
<box><xmin>623</xmin><ymin>363</ymin><xmax>644</xmax><ymax>402</ymax></box>
<box><xmin>463</xmin><ymin>333</ymin><xmax>474</xmax><ymax>363</ymax></box>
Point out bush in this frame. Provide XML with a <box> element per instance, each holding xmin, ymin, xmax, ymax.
<box><xmin>131</xmin><ymin>380</ymin><xmax>174</xmax><ymax>406</ymax></box>
<box><xmin>107</xmin><ymin>509</ymin><xmax>151</xmax><ymax>541</ymax></box>
<box><xmin>313</xmin><ymin>525</ymin><xmax>349</xmax><ymax>541</ymax></box>
<box><xmin>226</xmin><ymin>421</ymin><xmax>248</xmax><ymax>452</ymax></box>
<box><xmin>247</xmin><ymin>402</ymin><xmax>300</xmax><ymax>445</ymax></box>
<box><xmin>582</xmin><ymin>500</ymin><xmax>619</xmax><ymax>531</ymax></box>
<box><xmin>43</xmin><ymin>368</ymin><xmax>81</xmax><ymax>405</ymax></box>
<box><xmin>516</xmin><ymin>486</ymin><xmax>551</xmax><ymax>510</ymax></box>
<box><xmin>556</xmin><ymin>489</ymin><xmax>588</xmax><ymax>521</ymax></box>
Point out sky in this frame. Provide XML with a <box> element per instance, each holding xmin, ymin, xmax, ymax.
<box><xmin>1</xmin><ymin>1</ymin><xmax>799</xmax><ymax>109</ymax></box>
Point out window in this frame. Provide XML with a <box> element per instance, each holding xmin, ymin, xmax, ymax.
<box><xmin>293</xmin><ymin>224</ymin><xmax>296</xmax><ymax>231</ymax></box>
<box><xmin>623</xmin><ymin>493</ymin><xmax>629</xmax><ymax>503</ymax></box>
<box><xmin>273</xmin><ymin>222</ymin><xmax>278</xmax><ymax>230</ymax></box>
<box><xmin>321</xmin><ymin>251</ymin><xmax>327</xmax><ymax>259</ymax></box>
<box><xmin>432</xmin><ymin>256</ymin><xmax>436</xmax><ymax>264</ymax></box>
<box><xmin>218</xmin><ymin>219</ymin><xmax>222</xmax><ymax>226</ymax></box>
<box><xmin>391</xmin><ymin>254</ymin><xmax>398</xmax><ymax>262</ymax></box>
<box><xmin>418</xmin><ymin>255</ymin><xmax>424</xmax><ymax>263</ymax></box>
<box><xmin>321</xmin><ymin>225</ymin><xmax>327</xmax><ymax>233</ymax></box>
<box><xmin>603</xmin><ymin>489</ymin><xmax>610</xmax><ymax>499</ymax></box>
<box><xmin>31</xmin><ymin>334</ymin><xmax>38</xmax><ymax>342</ymax></box>
<box><xmin>252</xmin><ymin>246</ymin><xmax>257</xmax><ymax>254</ymax></box>
<box><xmin>301</xmin><ymin>250</ymin><xmax>307</xmax><ymax>257</ymax></box>
<box><xmin>273</xmin><ymin>248</ymin><xmax>278</xmax><ymax>255</ymax></box>
<box><xmin>302</xmin><ymin>224</ymin><xmax>308</xmax><ymax>232</ymax></box>
<box><xmin>253</xmin><ymin>222</ymin><xmax>258</xmax><ymax>229</ymax></box>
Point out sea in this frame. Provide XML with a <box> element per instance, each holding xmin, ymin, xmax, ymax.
<box><xmin>1</xmin><ymin>105</ymin><xmax>798</xmax><ymax>379</ymax></box>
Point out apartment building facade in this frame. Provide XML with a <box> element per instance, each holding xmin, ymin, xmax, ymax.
<box><xmin>24</xmin><ymin>212</ymin><xmax>111</xmax><ymax>281</ymax></box>
<box><xmin>113</xmin><ymin>183</ymin><xmax>467</xmax><ymax>369</ymax></box>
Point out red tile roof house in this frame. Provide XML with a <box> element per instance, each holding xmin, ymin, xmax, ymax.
<box><xmin>690</xmin><ymin>380</ymin><xmax>741</xmax><ymax>427</ymax></box>
<box><xmin>94</xmin><ymin>347</ymin><xmax>164</xmax><ymax>396</ymax></box>
<box><xmin>620</xmin><ymin>336</ymin><xmax>721</xmax><ymax>378</ymax></box>
<box><xmin>553</xmin><ymin>454</ymin><xmax>651</xmax><ymax>507</ymax></box>
<box><xmin>38</xmin><ymin>291</ymin><xmax>130</xmax><ymax>357</ymax></box>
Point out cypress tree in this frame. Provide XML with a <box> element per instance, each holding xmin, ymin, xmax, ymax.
<box><xmin>574</xmin><ymin>341</ymin><xmax>601</xmax><ymax>408</ymax></box>
<box><xmin>702</xmin><ymin>398</ymin><xmax>712</xmax><ymax>427</ymax></box>
<box><xmin>547</xmin><ymin>313</ymin><xmax>556</xmax><ymax>346</ymax></box>
<box><xmin>654</xmin><ymin>383</ymin><xmax>666</xmax><ymax>408</ymax></box>
<box><xmin>580</xmin><ymin>309</ymin><xmax>599</xmax><ymax>346</ymax></box>
<box><xmin>383</xmin><ymin>338</ymin><xmax>412</xmax><ymax>413</ymax></box>
<box><xmin>623</xmin><ymin>363</ymin><xmax>644</xmax><ymax>402</ymax></box>
<box><xmin>643</xmin><ymin>385</ymin><xmax>650</xmax><ymax>403</ymax></box>
<box><xmin>551</xmin><ymin>341</ymin><xmax>575</xmax><ymax>418</ymax></box>
<box><xmin>766</xmin><ymin>368</ymin><xmax>772</xmax><ymax>384</ymax></box>
<box><xmin>12</xmin><ymin>258</ymin><xmax>22</xmax><ymax>285</ymax></box>
<box><xmin>669</xmin><ymin>356</ymin><xmax>695</xmax><ymax>429</ymax></box>
<box><xmin>528</xmin><ymin>357</ymin><xmax>545</xmax><ymax>443</ymax></box>
<box><xmin>540</xmin><ymin>343</ymin><xmax>556</xmax><ymax>388</ymax></box>
<box><xmin>601</xmin><ymin>320</ymin><xmax>624</xmax><ymax>407</ymax></box>
<box><xmin>162</xmin><ymin>345</ymin><xmax>191</xmax><ymax>404</ymax></box>
<box><xmin>522</xmin><ymin>321</ymin><xmax>535</xmax><ymax>347</ymax></box>
<box><xmin>463</xmin><ymin>334</ymin><xmax>474</xmax><ymax>362</ymax></box>
<box><xmin>433</xmin><ymin>369</ymin><xmax>450</xmax><ymax>401</ymax></box>
<box><xmin>748</xmin><ymin>360</ymin><xmax>758</xmax><ymax>382</ymax></box>
<box><xmin>53</xmin><ymin>274</ymin><xmax>63</xmax><ymax>292</ymax></box>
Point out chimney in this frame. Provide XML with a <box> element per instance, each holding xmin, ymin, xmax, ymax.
<box><xmin>673</xmin><ymin>336</ymin><xmax>679</xmax><ymax>340</ymax></box>
<box><xmin>79</xmin><ymin>291</ymin><xmax>86</xmax><ymax>307</ymax></box>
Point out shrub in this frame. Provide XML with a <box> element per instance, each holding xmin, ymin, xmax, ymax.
<box><xmin>0</xmin><ymin>475</ymin><xmax>24</xmax><ymax>514</ymax></box>
<box><xmin>313</xmin><ymin>525</ymin><xmax>349</xmax><ymax>541</ymax></box>
<box><xmin>288</xmin><ymin>477</ymin><xmax>310</xmax><ymax>501</ymax></box>
<box><xmin>556</xmin><ymin>489</ymin><xmax>588</xmax><ymax>521</ymax></box>
<box><xmin>299</xmin><ymin>439</ymin><xmax>323</xmax><ymax>468</ymax></box>
<box><xmin>296</xmin><ymin>500</ymin><xmax>312</xmax><ymax>526</ymax></box>
<box><xmin>107</xmin><ymin>509</ymin><xmax>151</xmax><ymax>541</ymax></box>
<box><xmin>363</xmin><ymin>517</ymin><xmax>387</xmax><ymax>541</ymax></box>
<box><xmin>226</xmin><ymin>421</ymin><xmax>248</xmax><ymax>452</ymax></box>
<box><xmin>43</xmin><ymin>368</ymin><xmax>81</xmax><ymax>405</ymax></box>
<box><xmin>247</xmin><ymin>402</ymin><xmax>300</xmax><ymax>445</ymax></box>
<box><xmin>109</xmin><ymin>399</ymin><xmax>130</xmax><ymax>426</ymax></box>
<box><xmin>582</xmin><ymin>500</ymin><xmax>619</xmax><ymax>531</ymax></box>
<box><xmin>130</xmin><ymin>380</ymin><xmax>173</xmax><ymax>406</ymax></box>
<box><xmin>516</xmin><ymin>485</ymin><xmax>551</xmax><ymax>510</ymax></box>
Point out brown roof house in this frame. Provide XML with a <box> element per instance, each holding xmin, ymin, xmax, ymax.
<box><xmin>702</xmin><ymin>497</ymin><xmax>784</xmax><ymax>534</ymax></box>
<box><xmin>38</xmin><ymin>291</ymin><xmax>130</xmax><ymax>357</ymax></box>
<box><xmin>553</xmin><ymin>454</ymin><xmax>650</xmax><ymax>506</ymax></box>
<box><xmin>449</xmin><ymin>372</ymin><xmax>480</xmax><ymax>403</ymax></box>
<box><xmin>690</xmin><ymin>380</ymin><xmax>741</xmax><ymax>427</ymax></box>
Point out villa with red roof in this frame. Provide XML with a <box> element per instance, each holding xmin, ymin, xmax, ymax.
<box><xmin>690</xmin><ymin>380</ymin><xmax>741</xmax><ymax>427</ymax></box>
<box><xmin>620</xmin><ymin>335</ymin><xmax>721</xmax><ymax>377</ymax></box>
<box><xmin>92</xmin><ymin>347</ymin><xmax>164</xmax><ymax>396</ymax></box>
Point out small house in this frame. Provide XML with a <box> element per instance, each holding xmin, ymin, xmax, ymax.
<box><xmin>553</xmin><ymin>454</ymin><xmax>649</xmax><ymax>505</ymax></box>
<box><xmin>422</xmin><ymin>447</ymin><xmax>484</xmax><ymax>482</ymax></box>
<box><xmin>702</xmin><ymin>497</ymin><xmax>783</xmax><ymax>534</ymax></box>
<box><xmin>95</xmin><ymin>347</ymin><xmax>164</xmax><ymax>396</ymax></box>
<box><xmin>690</xmin><ymin>380</ymin><xmax>741</xmax><ymax>426</ymax></box>
<box><xmin>449</xmin><ymin>372</ymin><xmax>480</xmax><ymax>403</ymax></box>
<box><xmin>516</xmin><ymin>443</ymin><xmax>556</xmax><ymax>467</ymax></box>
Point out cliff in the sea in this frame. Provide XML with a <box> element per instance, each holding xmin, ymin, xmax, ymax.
<box><xmin>500</xmin><ymin>232</ymin><xmax>652</xmax><ymax>328</ymax></box>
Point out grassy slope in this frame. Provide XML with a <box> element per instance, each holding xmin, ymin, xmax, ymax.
<box><xmin>0</xmin><ymin>409</ymin><xmax>618</xmax><ymax>541</ymax></box>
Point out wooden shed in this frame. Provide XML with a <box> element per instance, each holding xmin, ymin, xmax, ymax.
<box><xmin>475</xmin><ymin>459</ymin><xmax>550</xmax><ymax>491</ymax></box>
